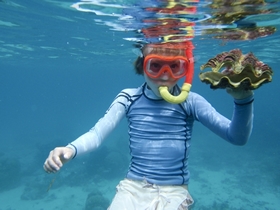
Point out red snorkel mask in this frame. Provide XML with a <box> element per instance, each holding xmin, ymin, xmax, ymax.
<box><xmin>144</xmin><ymin>55</ymin><xmax>190</xmax><ymax>79</ymax></box>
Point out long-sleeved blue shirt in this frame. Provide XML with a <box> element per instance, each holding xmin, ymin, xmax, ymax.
<box><xmin>68</xmin><ymin>83</ymin><xmax>254</xmax><ymax>185</ymax></box>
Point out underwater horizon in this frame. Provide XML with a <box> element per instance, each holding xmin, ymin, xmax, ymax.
<box><xmin>0</xmin><ymin>0</ymin><xmax>280</xmax><ymax>209</ymax></box>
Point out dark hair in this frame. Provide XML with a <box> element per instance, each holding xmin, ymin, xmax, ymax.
<box><xmin>134</xmin><ymin>56</ymin><xmax>144</xmax><ymax>75</ymax></box>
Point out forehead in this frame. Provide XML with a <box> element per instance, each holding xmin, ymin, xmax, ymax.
<box><xmin>143</xmin><ymin>44</ymin><xmax>187</xmax><ymax>57</ymax></box>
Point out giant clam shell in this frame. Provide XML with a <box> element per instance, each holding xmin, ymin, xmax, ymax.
<box><xmin>199</xmin><ymin>49</ymin><xmax>273</xmax><ymax>90</ymax></box>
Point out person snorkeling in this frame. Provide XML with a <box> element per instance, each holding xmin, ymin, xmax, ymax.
<box><xmin>43</xmin><ymin>41</ymin><xmax>253</xmax><ymax>209</ymax></box>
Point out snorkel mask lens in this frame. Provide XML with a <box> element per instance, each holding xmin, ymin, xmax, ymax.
<box><xmin>144</xmin><ymin>55</ymin><xmax>188</xmax><ymax>79</ymax></box>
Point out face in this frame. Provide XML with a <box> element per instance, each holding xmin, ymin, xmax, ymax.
<box><xmin>144</xmin><ymin>72</ymin><xmax>179</xmax><ymax>97</ymax></box>
<box><xmin>142</xmin><ymin>44</ymin><xmax>189</xmax><ymax>97</ymax></box>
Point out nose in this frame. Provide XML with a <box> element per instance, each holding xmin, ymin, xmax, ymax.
<box><xmin>160</xmin><ymin>65</ymin><xmax>172</xmax><ymax>80</ymax></box>
<box><xmin>160</xmin><ymin>72</ymin><xmax>171</xmax><ymax>81</ymax></box>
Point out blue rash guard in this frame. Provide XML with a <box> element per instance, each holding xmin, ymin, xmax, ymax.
<box><xmin>67</xmin><ymin>83</ymin><xmax>254</xmax><ymax>185</ymax></box>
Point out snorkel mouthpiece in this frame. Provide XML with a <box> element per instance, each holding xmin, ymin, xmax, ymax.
<box><xmin>159</xmin><ymin>83</ymin><xmax>192</xmax><ymax>104</ymax></box>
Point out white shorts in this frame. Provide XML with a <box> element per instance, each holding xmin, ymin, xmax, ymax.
<box><xmin>108</xmin><ymin>179</ymin><xmax>194</xmax><ymax>210</ymax></box>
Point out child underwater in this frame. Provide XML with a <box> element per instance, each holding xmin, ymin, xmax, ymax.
<box><xmin>43</xmin><ymin>41</ymin><xmax>254</xmax><ymax>209</ymax></box>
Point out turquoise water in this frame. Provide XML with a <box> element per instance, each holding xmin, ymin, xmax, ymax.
<box><xmin>0</xmin><ymin>0</ymin><xmax>280</xmax><ymax>209</ymax></box>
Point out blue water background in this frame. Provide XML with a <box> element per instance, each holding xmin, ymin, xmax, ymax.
<box><xmin>0</xmin><ymin>0</ymin><xmax>280</xmax><ymax>209</ymax></box>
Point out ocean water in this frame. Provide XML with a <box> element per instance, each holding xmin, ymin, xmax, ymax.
<box><xmin>0</xmin><ymin>0</ymin><xmax>280</xmax><ymax>209</ymax></box>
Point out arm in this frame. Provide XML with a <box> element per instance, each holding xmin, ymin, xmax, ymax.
<box><xmin>66</xmin><ymin>101</ymin><xmax>126</xmax><ymax>156</ymax></box>
<box><xmin>228</xmin><ymin>94</ymin><xmax>254</xmax><ymax>145</ymax></box>
<box><xmin>226</xmin><ymin>88</ymin><xmax>254</xmax><ymax>145</ymax></box>
<box><xmin>43</xmin><ymin>91</ymin><xmax>128</xmax><ymax>173</ymax></box>
<box><xmin>190</xmin><ymin>92</ymin><xmax>254</xmax><ymax>145</ymax></box>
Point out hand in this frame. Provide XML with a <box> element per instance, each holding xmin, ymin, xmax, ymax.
<box><xmin>226</xmin><ymin>87</ymin><xmax>253</xmax><ymax>100</ymax></box>
<box><xmin>43</xmin><ymin>147</ymin><xmax>74</xmax><ymax>173</ymax></box>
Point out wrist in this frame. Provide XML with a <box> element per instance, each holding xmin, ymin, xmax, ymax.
<box><xmin>234</xmin><ymin>93</ymin><xmax>254</xmax><ymax>105</ymax></box>
<box><xmin>66</xmin><ymin>144</ymin><xmax>77</xmax><ymax>159</ymax></box>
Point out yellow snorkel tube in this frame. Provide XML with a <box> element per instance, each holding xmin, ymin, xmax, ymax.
<box><xmin>159</xmin><ymin>43</ymin><xmax>194</xmax><ymax>104</ymax></box>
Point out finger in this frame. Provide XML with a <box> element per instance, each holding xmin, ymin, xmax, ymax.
<box><xmin>51</xmin><ymin>149</ymin><xmax>64</xmax><ymax>167</ymax></box>
<box><xmin>53</xmin><ymin>155</ymin><xmax>63</xmax><ymax>167</ymax></box>
<box><xmin>43</xmin><ymin>162</ymin><xmax>54</xmax><ymax>173</ymax></box>
<box><xmin>45</xmin><ymin>151</ymin><xmax>62</xmax><ymax>171</ymax></box>
<box><xmin>63</xmin><ymin>151</ymin><xmax>73</xmax><ymax>161</ymax></box>
<box><xmin>43</xmin><ymin>160</ymin><xmax>58</xmax><ymax>173</ymax></box>
<box><xmin>61</xmin><ymin>148</ymin><xmax>74</xmax><ymax>163</ymax></box>
<box><xmin>45</xmin><ymin>157</ymin><xmax>61</xmax><ymax>171</ymax></box>
<box><xmin>226</xmin><ymin>87</ymin><xmax>233</xmax><ymax>94</ymax></box>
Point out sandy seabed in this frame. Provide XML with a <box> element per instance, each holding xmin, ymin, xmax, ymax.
<box><xmin>0</xmin><ymin>166</ymin><xmax>279</xmax><ymax>210</ymax></box>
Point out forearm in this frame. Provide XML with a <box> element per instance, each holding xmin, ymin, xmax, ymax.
<box><xmin>227</xmin><ymin>94</ymin><xmax>254</xmax><ymax>145</ymax></box>
<box><xmin>193</xmin><ymin>92</ymin><xmax>254</xmax><ymax>145</ymax></box>
<box><xmin>67</xmin><ymin>103</ymin><xmax>126</xmax><ymax>157</ymax></box>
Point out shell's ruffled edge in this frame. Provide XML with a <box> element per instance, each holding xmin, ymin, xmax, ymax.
<box><xmin>199</xmin><ymin>70</ymin><xmax>272</xmax><ymax>90</ymax></box>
